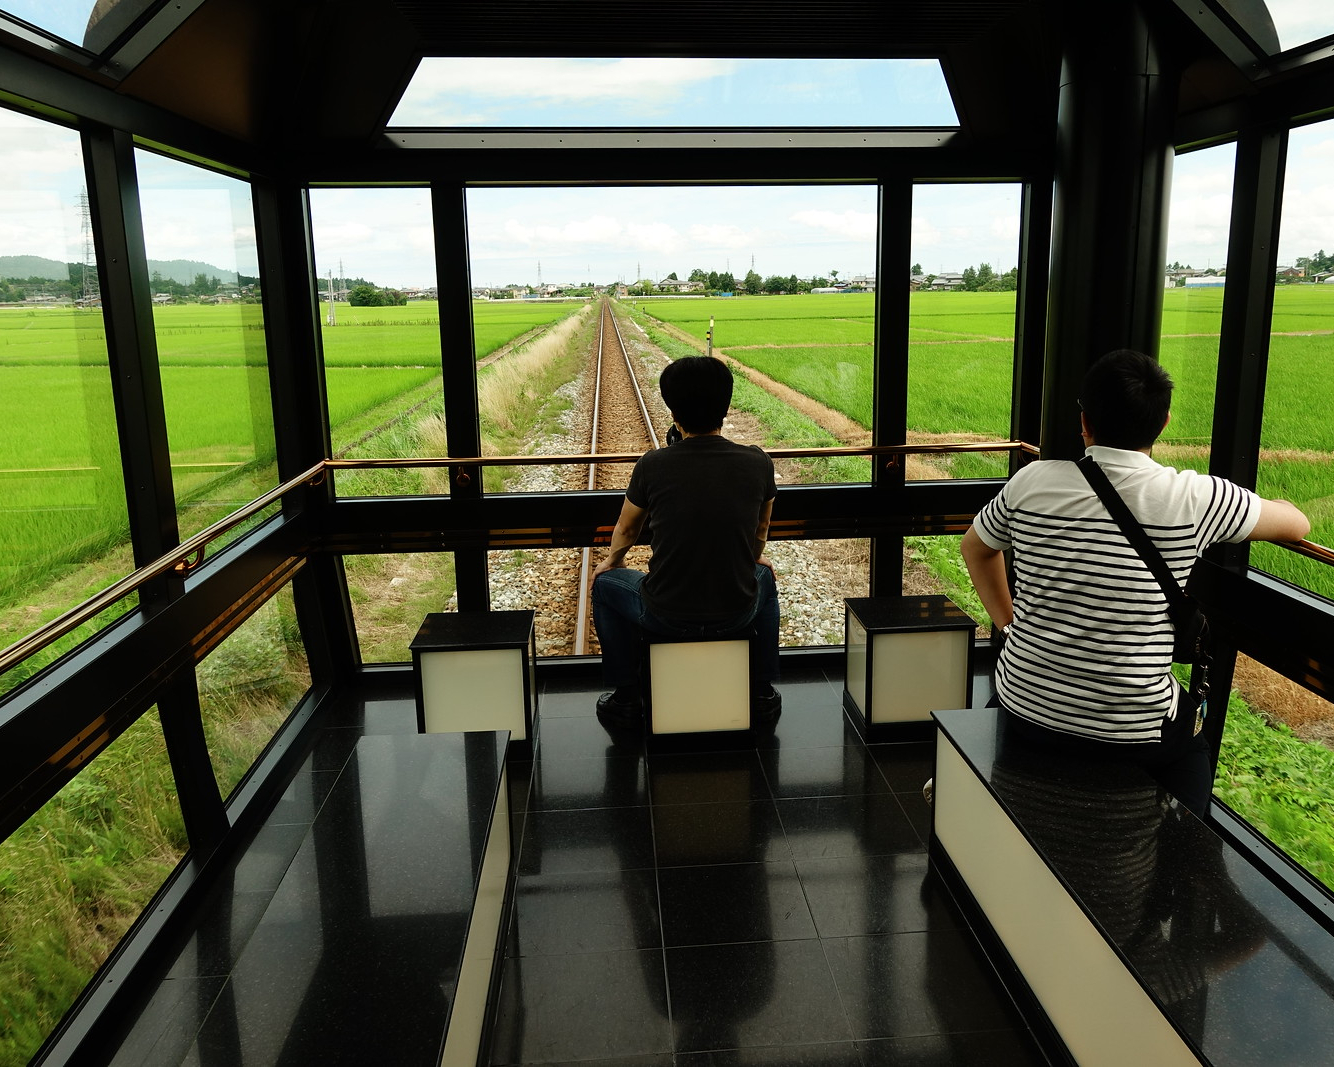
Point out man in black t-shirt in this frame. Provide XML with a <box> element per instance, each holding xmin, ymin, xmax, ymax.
<box><xmin>591</xmin><ymin>356</ymin><xmax>781</xmax><ymax>729</ymax></box>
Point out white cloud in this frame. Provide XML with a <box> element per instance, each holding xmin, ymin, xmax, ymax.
<box><xmin>398</xmin><ymin>57</ymin><xmax>736</xmax><ymax>121</ymax></box>
<box><xmin>790</xmin><ymin>209</ymin><xmax>877</xmax><ymax>241</ymax></box>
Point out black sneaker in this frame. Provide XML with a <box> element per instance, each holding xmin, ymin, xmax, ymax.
<box><xmin>750</xmin><ymin>684</ymin><xmax>782</xmax><ymax>725</ymax></box>
<box><xmin>596</xmin><ymin>690</ymin><xmax>644</xmax><ymax>731</ymax></box>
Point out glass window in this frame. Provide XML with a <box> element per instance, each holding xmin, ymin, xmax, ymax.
<box><xmin>1214</xmin><ymin>656</ymin><xmax>1334</xmax><ymax>892</ymax></box>
<box><xmin>307</xmin><ymin>187</ymin><xmax>443</xmax><ymax>497</ymax></box>
<box><xmin>907</xmin><ymin>183</ymin><xmax>1021</xmax><ymax>480</ymax></box>
<box><xmin>134</xmin><ymin>150</ymin><xmax>275</xmax><ymax>545</ymax></box>
<box><xmin>466</xmin><ymin>184</ymin><xmax>879</xmax><ymax>491</ymax></box>
<box><xmin>489</xmin><ymin>540</ymin><xmax>868</xmax><ymax>656</ymax></box>
<box><xmin>198</xmin><ymin>584</ymin><xmax>311</xmax><ymax>798</ymax></box>
<box><xmin>1157</xmin><ymin>143</ymin><xmax>1235</xmax><ymax>475</ymax></box>
<box><xmin>0</xmin><ymin>106</ymin><xmax>132</xmax><ymax>698</ymax></box>
<box><xmin>392</xmin><ymin>58</ymin><xmax>958</xmax><ymax>128</ymax></box>
<box><xmin>1253</xmin><ymin>119</ymin><xmax>1334</xmax><ymax>599</ymax></box>
<box><xmin>0</xmin><ymin>707</ymin><xmax>185</xmax><ymax>1066</ymax></box>
<box><xmin>346</xmin><ymin>551</ymin><xmax>456</xmax><ymax>663</ymax></box>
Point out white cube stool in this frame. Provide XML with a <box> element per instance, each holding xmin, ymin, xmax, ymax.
<box><xmin>410</xmin><ymin>610</ymin><xmax>537</xmax><ymax>759</ymax></box>
<box><xmin>646</xmin><ymin>635</ymin><xmax>753</xmax><ymax>738</ymax></box>
<box><xmin>843</xmin><ymin>595</ymin><xmax>976</xmax><ymax>741</ymax></box>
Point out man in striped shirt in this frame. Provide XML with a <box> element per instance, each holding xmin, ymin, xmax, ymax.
<box><xmin>962</xmin><ymin>350</ymin><xmax>1310</xmax><ymax>814</ymax></box>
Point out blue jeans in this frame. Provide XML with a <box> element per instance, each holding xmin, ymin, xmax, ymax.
<box><xmin>591</xmin><ymin>564</ymin><xmax>781</xmax><ymax>688</ymax></box>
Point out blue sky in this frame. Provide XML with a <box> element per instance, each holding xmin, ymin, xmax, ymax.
<box><xmin>3</xmin><ymin>99</ymin><xmax>1333</xmax><ymax>289</ymax></box>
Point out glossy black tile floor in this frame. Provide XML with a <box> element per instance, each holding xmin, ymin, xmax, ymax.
<box><xmin>491</xmin><ymin>666</ymin><xmax>1049</xmax><ymax>1066</ymax></box>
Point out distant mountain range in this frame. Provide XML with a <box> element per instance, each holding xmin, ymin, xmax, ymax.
<box><xmin>0</xmin><ymin>255</ymin><xmax>239</xmax><ymax>285</ymax></box>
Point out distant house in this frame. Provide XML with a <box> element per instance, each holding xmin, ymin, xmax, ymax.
<box><xmin>910</xmin><ymin>273</ymin><xmax>927</xmax><ymax>289</ymax></box>
<box><xmin>845</xmin><ymin>273</ymin><xmax>876</xmax><ymax>291</ymax></box>
<box><xmin>931</xmin><ymin>272</ymin><xmax>965</xmax><ymax>290</ymax></box>
<box><xmin>1277</xmin><ymin>266</ymin><xmax>1304</xmax><ymax>278</ymax></box>
<box><xmin>657</xmin><ymin>278</ymin><xmax>704</xmax><ymax>292</ymax></box>
<box><xmin>1184</xmin><ymin>276</ymin><xmax>1225</xmax><ymax>288</ymax></box>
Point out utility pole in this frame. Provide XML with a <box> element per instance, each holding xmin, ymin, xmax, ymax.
<box><xmin>327</xmin><ymin>270</ymin><xmax>336</xmax><ymax>325</ymax></box>
<box><xmin>78</xmin><ymin>188</ymin><xmax>98</xmax><ymax>305</ymax></box>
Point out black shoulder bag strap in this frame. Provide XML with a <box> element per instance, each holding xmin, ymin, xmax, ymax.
<box><xmin>1076</xmin><ymin>455</ymin><xmax>1211</xmax><ymax>710</ymax></box>
<box><xmin>1075</xmin><ymin>456</ymin><xmax>1188</xmax><ymax>614</ymax></box>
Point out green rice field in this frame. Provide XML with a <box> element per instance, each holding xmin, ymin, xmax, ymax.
<box><xmin>634</xmin><ymin>288</ymin><xmax>1334</xmax><ymax>600</ymax></box>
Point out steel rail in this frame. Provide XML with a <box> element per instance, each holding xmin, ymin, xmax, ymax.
<box><xmin>572</xmin><ymin>301</ymin><xmax>660</xmax><ymax>656</ymax></box>
<box><xmin>0</xmin><ymin>461</ymin><xmax>326</xmax><ymax>677</ymax></box>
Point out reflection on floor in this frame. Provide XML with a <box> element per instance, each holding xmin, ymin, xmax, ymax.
<box><xmin>104</xmin><ymin>664</ymin><xmax>1048</xmax><ymax>1066</ymax></box>
<box><xmin>491</xmin><ymin>666</ymin><xmax>1047</xmax><ymax>1066</ymax></box>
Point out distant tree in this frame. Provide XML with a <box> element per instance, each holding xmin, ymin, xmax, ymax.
<box><xmin>961</xmin><ymin>266</ymin><xmax>978</xmax><ymax>291</ymax></box>
<box><xmin>718</xmin><ymin>271</ymin><xmax>736</xmax><ymax>292</ymax></box>
<box><xmin>925</xmin><ymin>274</ymin><xmax>937</xmax><ymax>287</ymax></box>
<box><xmin>1000</xmin><ymin>267</ymin><xmax>1019</xmax><ymax>291</ymax></box>
<box><xmin>762</xmin><ymin>274</ymin><xmax>786</xmax><ymax>294</ymax></box>
<box><xmin>788</xmin><ymin>274</ymin><xmax>801</xmax><ymax>293</ymax></box>
<box><xmin>744</xmin><ymin>270</ymin><xmax>763</xmax><ymax>295</ymax></box>
<box><xmin>350</xmin><ymin>283</ymin><xmax>406</xmax><ymax>307</ymax></box>
<box><xmin>666</xmin><ymin>271</ymin><xmax>678</xmax><ymax>280</ymax></box>
<box><xmin>707</xmin><ymin>270</ymin><xmax>720</xmax><ymax>290</ymax></box>
<box><xmin>809</xmin><ymin>276</ymin><xmax>829</xmax><ymax>289</ymax></box>
<box><xmin>689</xmin><ymin>267</ymin><xmax>708</xmax><ymax>283</ymax></box>
<box><xmin>911</xmin><ymin>262</ymin><xmax>923</xmax><ymax>275</ymax></box>
<box><xmin>830</xmin><ymin>269</ymin><xmax>839</xmax><ymax>283</ymax></box>
<box><xmin>976</xmin><ymin>263</ymin><xmax>995</xmax><ymax>288</ymax></box>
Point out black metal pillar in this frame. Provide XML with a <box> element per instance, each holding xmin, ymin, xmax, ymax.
<box><xmin>870</xmin><ymin>179</ymin><xmax>911</xmax><ymax>596</ymax></box>
<box><xmin>252</xmin><ymin>179</ymin><xmax>359</xmax><ymax>682</ymax></box>
<box><xmin>1011</xmin><ymin>178</ymin><xmax>1054</xmax><ymax>464</ymax></box>
<box><xmin>1197</xmin><ymin>126</ymin><xmax>1289</xmax><ymax>768</ymax></box>
<box><xmin>1041</xmin><ymin>4</ymin><xmax>1179</xmax><ymax>458</ymax></box>
<box><xmin>432</xmin><ymin>181</ymin><xmax>489</xmax><ymax>610</ymax></box>
<box><xmin>82</xmin><ymin>125</ymin><xmax>180</xmax><ymax>603</ymax></box>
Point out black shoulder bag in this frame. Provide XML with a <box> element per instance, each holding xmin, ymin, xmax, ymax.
<box><xmin>1076</xmin><ymin>457</ymin><xmax>1212</xmax><ymax>715</ymax></box>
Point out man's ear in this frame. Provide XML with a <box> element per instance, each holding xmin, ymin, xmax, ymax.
<box><xmin>1162</xmin><ymin>411</ymin><xmax>1172</xmax><ymax>431</ymax></box>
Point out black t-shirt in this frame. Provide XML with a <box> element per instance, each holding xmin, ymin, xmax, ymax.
<box><xmin>625</xmin><ymin>434</ymin><xmax>776</xmax><ymax>621</ymax></box>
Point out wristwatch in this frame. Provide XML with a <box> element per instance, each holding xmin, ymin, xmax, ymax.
<box><xmin>1001</xmin><ymin>623</ymin><xmax>1013</xmax><ymax>638</ymax></box>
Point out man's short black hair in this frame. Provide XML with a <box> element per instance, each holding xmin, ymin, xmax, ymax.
<box><xmin>659</xmin><ymin>355</ymin><xmax>734</xmax><ymax>434</ymax></box>
<box><xmin>1079</xmin><ymin>349</ymin><xmax>1173</xmax><ymax>450</ymax></box>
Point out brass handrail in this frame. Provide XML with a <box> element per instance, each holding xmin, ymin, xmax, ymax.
<box><xmin>0</xmin><ymin>462</ymin><xmax>325</xmax><ymax>678</ymax></box>
<box><xmin>5</xmin><ymin>441</ymin><xmax>1331</xmax><ymax>680</ymax></box>
<box><xmin>324</xmin><ymin>439</ymin><xmax>1041</xmax><ymax>472</ymax></box>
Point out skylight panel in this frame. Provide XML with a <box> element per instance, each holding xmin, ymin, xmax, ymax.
<box><xmin>390</xmin><ymin>57</ymin><xmax>959</xmax><ymax>128</ymax></box>
<box><xmin>1266</xmin><ymin>0</ymin><xmax>1334</xmax><ymax>52</ymax></box>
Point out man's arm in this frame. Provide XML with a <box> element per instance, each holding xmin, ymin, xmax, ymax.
<box><xmin>753</xmin><ymin>497</ymin><xmax>775</xmax><ymax>570</ymax></box>
<box><xmin>1247</xmin><ymin>498</ymin><xmax>1311</xmax><ymax>543</ymax></box>
<box><xmin>961</xmin><ymin>525</ymin><xmax>1014</xmax><ymax>630</ymax></box>
<box><xmin>592</xmin><ymin>497</ymin><xmax>648</xmax><ymax>578</ymax></box>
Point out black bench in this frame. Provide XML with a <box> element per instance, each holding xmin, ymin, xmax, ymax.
<box><xmin>930</xmin><ymin>707</ymin><xmax>1334</xmax><ymax>1067</ymax></box>
<box><xmin>105</xmin><ymin>730</ymin><xmax>514</xmax><ymax>1066</ymax></box>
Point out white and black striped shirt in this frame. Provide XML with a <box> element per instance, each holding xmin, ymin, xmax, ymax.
<box><xmin>974</xmin><ymin>445</ymin><xmax>1261</xmax><ymax>743</ymax></box>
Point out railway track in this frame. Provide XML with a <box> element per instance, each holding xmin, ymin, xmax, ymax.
<box><xmin>571</xmin><ymin>301</ymin><xmax>662</xmax><ymax>655</ymax></box>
